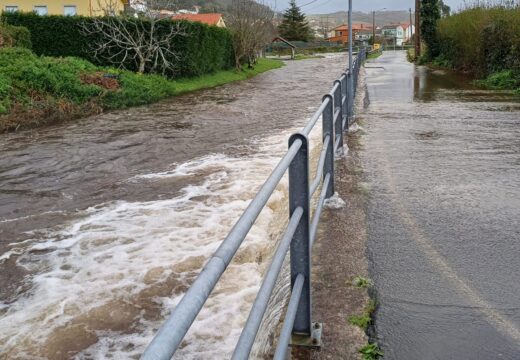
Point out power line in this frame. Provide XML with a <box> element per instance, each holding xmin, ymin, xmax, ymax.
<box><xmin>298</xmin><ymin>0</ymin><xmax>320</xmax><ymax>8</ymax></box>
<box><xmin>304</xmin><ymin>0</ymin><xmax>334</xmax><ymax>12</ymax></box>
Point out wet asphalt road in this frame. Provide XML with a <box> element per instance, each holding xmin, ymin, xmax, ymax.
<box><xmin>362</xmin><ymin>51</ymin><xmax>520</xmax><ymax>359</ymax></box>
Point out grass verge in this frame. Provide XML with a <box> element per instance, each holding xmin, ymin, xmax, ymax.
<box><xmin>173</xmin><ymin>58</ymin><xmax>283</xmax><ymax>95</ymax></box>
<box><xmin>0</xmin><ymin>47</ymin><xmax>283</xmax><ymax>132</ymax></box>
<box><xmin>367</xmin><ymin>51</ymin><xmax>382</xmax><ymax>60</ymax></box>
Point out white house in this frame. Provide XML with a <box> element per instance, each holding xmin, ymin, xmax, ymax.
<box><xmin>381</xmin><ymin>23</ymin><xmax>415</xmax><ymax>46</ymax></box>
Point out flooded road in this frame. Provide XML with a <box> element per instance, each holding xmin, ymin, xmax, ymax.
<box><xmin>0</xmin><ymin>55</ymin><xmax>346</xmax><ymax>359</ymax></box>
<box><xmin>362</xmin><ymin>51</ymin><xmax>520</xmax><ymax>358</ymax></box>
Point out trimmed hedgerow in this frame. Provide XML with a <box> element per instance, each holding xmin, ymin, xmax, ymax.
<box><xmin>2</xmin><ymin>11</ymin><xmax>234</xmax><ymax>78</ymax></box>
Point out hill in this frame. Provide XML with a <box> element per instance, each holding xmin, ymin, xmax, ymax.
<box><xmin>307</xmin><ymin>10</ymin><xmax>413</xmax><ymax>27</ymax></box>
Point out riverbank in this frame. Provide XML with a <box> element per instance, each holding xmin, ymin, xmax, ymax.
<box><xmin>0</xmin><ymin>47</ymin><xmax>283</xmax><ymax>133</ymax></box>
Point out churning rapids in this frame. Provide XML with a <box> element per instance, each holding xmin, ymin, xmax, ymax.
<box><xmin>0</xmin><ymin>55</ymin><xmax>346</xmax><ymax>359</ymax></box>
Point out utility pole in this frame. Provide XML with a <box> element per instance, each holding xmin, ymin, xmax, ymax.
<box><xmin>372</xmin><ymin>11</ymin><xmax>375</xmax><ymax>46</ymax></box>
<box><xmin>348</xmin><ymin>0</ymin><xmax>353</xmax><ymax>119</ymax></box>
<box><xmin>348</xmin><ymin>0</ymin><xmax>353</xmax><ymax>80</ymax></box>
<box><xmin>409</xmin><ymin>8</ymin><xmax>413</xmax><ymax>43</ymax></box>
<box><xmin>415</xmin><ymin>0</ymin><xmax>421</xmax><ymax>57</ymax></box>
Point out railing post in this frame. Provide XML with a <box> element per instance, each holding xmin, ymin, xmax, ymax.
<box><xmin>322</xmin><ymin>95</ymin><xmax>335</xmax><ymax>198</ymax></box>
<box><xmin>353</xmin><ymin>59</ymin><xmax>358</xmax><ymax>97</ymax></box>
<box><xmin>288</xmin><ymin>133</ymin><xmax>320</xmax><ymax>348</ymax></box>
<box><xmin>347</xmin><ymin>71</ymin><xmax>354</xmax><ymax>121</ymax></box>
<box><xmin>333</xmin><ymin>80</ymin><xmax>343</xmax><ymax>152</ymax></box>
<box><xmin>341</xmin><ymin>73</ymin><xmax>348</xmax><ymax>132</ymax></box>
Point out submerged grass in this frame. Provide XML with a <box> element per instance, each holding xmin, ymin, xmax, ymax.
<box><xmin>0</xmin><ymin>47</ymin><xmax>283</xmax><ymax>132</ymax></box>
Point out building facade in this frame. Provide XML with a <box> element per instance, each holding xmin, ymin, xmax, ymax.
<box><xmin>326</xmin><ymin>23</ymin><xmax>373</xmax><ymax>44</ymax></box>
<box><xmin>381</xmin><ymin>23</ymin><xmax>415</xmax><ymax>46</ymax></box>
<box><xmin>1</xmin><ymin>0</ymin><xmax>127</xmax><ymax>16</ymax></box>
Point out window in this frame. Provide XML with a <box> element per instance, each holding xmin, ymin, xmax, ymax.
<box><xmin>5</xmin><ymin>6</ymin><xmax>19</xmax><ymax>12</ymax></box>
<box><xmin>33</xmin><ymin>6</ymin><xmax>48</xmax><ymax>16</ymax></box>
<box><xmin>64</xmin><ymin>5</ymin><xmax>77</xmax><ymax>16</ymax></box>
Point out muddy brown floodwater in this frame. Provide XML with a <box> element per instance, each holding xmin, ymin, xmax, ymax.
<box><xmin>0</xmin><ymin>55</ymin><xmax>348</xmax><ymax>359</ymax></box>
<box><xmin>362</xmin><ymin>51</ymin><xmax>520</xmax><ymax>359</ymax></box>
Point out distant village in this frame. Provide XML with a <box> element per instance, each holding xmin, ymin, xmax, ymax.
<box><xmin>2</xmin><ymin>0</ymin><xmax>415</xmax><ymax>47</ymax></box>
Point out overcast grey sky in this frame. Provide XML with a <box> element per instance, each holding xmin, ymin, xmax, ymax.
<box><xmin>267</xmin><ymin>0</ymin><xmax>470</xmax><ymax>15</ymax></box>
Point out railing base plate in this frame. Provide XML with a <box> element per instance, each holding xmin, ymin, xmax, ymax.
<box><xmin>289</xmin><ymin>322</ymin><xmax>323</xmax><ymax>349</ymax></box>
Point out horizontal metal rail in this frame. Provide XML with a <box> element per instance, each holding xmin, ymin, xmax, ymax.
<box><xmin>142</xmin><ymin>48</ymin><xmax>367</xmax><ymax>360</ymax></box>
<box><xmin>231</xmin><ymin>207</ymin><xmax>304</xmax><ymax>359</ymax></box>
<box><xmin>273</xmin><ymin>273</ymin><xmax>305</xmax><ymax>360</ymax></box>
<box><xmin>142</xmin><ymin>139</ymin><xmax>303</xmax><ymax>360</ymax></box>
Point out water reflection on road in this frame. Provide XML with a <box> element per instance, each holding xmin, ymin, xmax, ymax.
<box><xmin>363</xmin><ymin>51</ymin><xmax>520</xmax><ymax>359</ymax></box>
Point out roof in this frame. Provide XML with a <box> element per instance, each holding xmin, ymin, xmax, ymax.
<box><xmin>333</xmin><ymin>23</ymin><xmax>374</xmax><ymax>31</ymax></box>
<box><xmin>382</xmin><ymin>23</ymin><xmax>411</xmax><ymax>30</ymax></box>
<box><xmin>272</xmin><ymin>37</ymin><xmax>296</xmax><ymax>48</ymax></box>
<box><xmin>171</xmin><ymin>13</ymin><xmax>223</xmax><ymax>25</ymax></box>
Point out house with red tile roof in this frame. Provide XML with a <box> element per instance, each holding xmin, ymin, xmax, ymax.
<box><xmin>171</xmin><ymin>13</ymin><xmax>226</xmax><ymax>27</ymax></box>
<box><xmin>326</xmin><ymin>23</ymin><xmax>373</xmax><ymax>44</ymax></box>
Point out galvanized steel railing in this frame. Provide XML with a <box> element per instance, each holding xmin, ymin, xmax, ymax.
<box><xmin>142</xmin><ymin>48</ymin><xmax>367</xmax><ymax>360</ymax></box>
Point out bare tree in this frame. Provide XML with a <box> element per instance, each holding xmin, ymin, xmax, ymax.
<box><xmin>226</xmin><ymin>0</ymin><xmax>275</xmax><ymax>69</ymax></box>
<box><xmin>81</xmin><ymin>0</ymin><xmax>185</xmax><ymax>75</ymax></box>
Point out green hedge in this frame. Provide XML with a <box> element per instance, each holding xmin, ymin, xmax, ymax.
<box><xmin>2</xmin><ymin>12</ymin><xmax>234</xmax><ymax>77</ymax></box>
<box><xmin>436</xmin><ymin>6</ymin><xmax>520</xmax><ymax>78</ymax></box>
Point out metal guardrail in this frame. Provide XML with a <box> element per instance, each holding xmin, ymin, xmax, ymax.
<box><xmin>142</xmin><ymin>48</ymin><xmax>367</xmax><ymax>360</ymax></box>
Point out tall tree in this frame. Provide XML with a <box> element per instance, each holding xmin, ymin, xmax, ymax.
<box><xmin>227</xmin><ymin>0</ymin><xmax>275</xmax><ymax>69</ymax></box>
<box><xmin>278</xmin><ymin>0</ymin><xmax>312</xmax><ymax>42</ymax></box>
<box><xmin>439</xmin><ymin>0</ymin><xmax>451</xmax><ymax>17</ymax></box>
<box><xmin>420</xmin><ymin>0</ymin><xmax>441</xmax><ymax>59</ymax></box>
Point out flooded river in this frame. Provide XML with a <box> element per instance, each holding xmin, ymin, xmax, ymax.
<box><xmin>363</xmin><ymin>51</ymin><xmax>520</xmax><ymax>358</ymax></box>
<box><xmin>0</xmin><ymin>55</ymin><xmax>345</xmax><ymax>359</ymax></box>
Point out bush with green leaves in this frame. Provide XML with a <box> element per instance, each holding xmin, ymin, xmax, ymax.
<box><xmin>436</xmin><ymin>5</ymin><xmax>520</xmax><ymax>81</ymax></box>
<box><xmin>2</xmin><ymin>11</ymin><xmax>234</xmax><ymax>78</ymax></box>
<box><xmin>0</xmin><ymin>23</ymin><xmax>31</xmax><ymax>48</ymax></box>
<box><xmin>0</xmin><ymin>47</ymin><xmax>103</xmax><ymax>109</ymax></box>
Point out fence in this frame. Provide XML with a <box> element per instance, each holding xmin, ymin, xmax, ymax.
<box><xmin>142</xmin><ymin>48</ymin><xmax>367</xmax><ymax>360</ymax></box>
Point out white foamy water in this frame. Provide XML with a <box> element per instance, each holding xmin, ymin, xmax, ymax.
<box><xmin>0</xmin><ymin>122</ymin><xmax>325</xmax><ymax>359</ymax></box>
<box><xmin>324</xmin><ymin>192</ymin><xmax>347</xmax><ymax>209</ymax></box>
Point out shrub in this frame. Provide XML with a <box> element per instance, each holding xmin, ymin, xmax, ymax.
<box><xmin>475</xmin><ymin>70</ymin><xmax>520</xmax><ymax>90</ymax></box>
<box><xmin>101</xmin><ymin>72</ymin><xmax>177</xmax><ymax>109</ymax></box>
<box><xmin>0</xmin><ymin>47</ymin><xmax>103</xmax><ymax>104</ymax></box>
<box><xmin>2</xmin><ymin>12</ymin><xmax>234</xmax><ymax>78</ymax></box>
<box><xmin>436</xmin><ymin>5</ymin><xmax>520</xmax><ymax>77</ymax></box>
<box><xmin>0</xmin><ymin>23</ymin><xmax>31</xmax><ymax>48</ymax></box>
